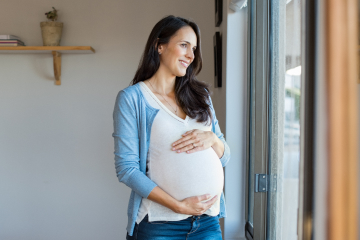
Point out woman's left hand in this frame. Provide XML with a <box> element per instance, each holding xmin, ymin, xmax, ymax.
<box><xmin>172</xmin><ymin>129</ymin><xmax>216</xmax><ymax>154</ymax></box>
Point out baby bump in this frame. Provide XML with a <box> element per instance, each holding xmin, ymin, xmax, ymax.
<box><xmin>149</xmin><ymin>148</ymin><xmax>224</xmax><ymax>200</ymax></box>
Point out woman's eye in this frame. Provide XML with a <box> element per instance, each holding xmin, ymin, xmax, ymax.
<box><xmin>181</xmin><ymin>44</ymin><xmax>187</xmax><ymax>48</ymax></box>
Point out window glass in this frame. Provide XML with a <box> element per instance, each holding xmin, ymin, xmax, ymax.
<box><xmin>267</xmin><ymin>0</ymin><xmax>302</xmax><ymax>239</ymax></box>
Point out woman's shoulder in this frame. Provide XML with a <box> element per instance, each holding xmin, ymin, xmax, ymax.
<box><xmin>121</xmin><ymin>82</ymin><xmax>141</xmax><ymax>95</ymax></box>
<box><xmin>114</xmin><ymin>83</ymin><xmax>144</xmax><ymax>110</ymax></box>
<box><xmin>116</xmin><ymin>83</ymin><xmax>141</xmax><ymax>100</ymax></box>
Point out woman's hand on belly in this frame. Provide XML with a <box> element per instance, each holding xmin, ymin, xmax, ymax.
<box><xmin>177</xmin><ymin>194</ymin><xmax>218</xmax><ymax>216</ymax></box>
<box><xmin>172</xmin><ymin>129</ymin><xmax>225</xmax><ymax>158</ymax></box>
<box><xmin>148</xmin><ymin>186</ymin><xmax>218</xmax><ymax>216</ymax></box>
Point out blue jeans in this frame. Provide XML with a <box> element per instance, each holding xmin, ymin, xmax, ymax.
<box><xmin>126</xmin><ymin>214</ymin><xmax>223</xmax><ymax>240</ymax></box>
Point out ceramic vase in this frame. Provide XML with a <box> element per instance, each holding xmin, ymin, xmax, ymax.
<box><xmin>40</xmin><ymin>21</ymin><xmax>63</xmax><ymax>46</ymax></box>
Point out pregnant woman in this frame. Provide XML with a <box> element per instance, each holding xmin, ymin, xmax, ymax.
<box><xmin>113</xmin><ymin>15</ymin><xmax>231</xmax><ymax>240</ymax></box>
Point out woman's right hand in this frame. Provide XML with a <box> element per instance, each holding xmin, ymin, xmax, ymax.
<box><xmin>176</xmin><ymin>194</ymin><xmax>218</xmax><ymax>216</ymax></box>
<box><xmin>147</xmin><ymin>187</ymin><xmax>218</xmax><ymax>216</ymax></box>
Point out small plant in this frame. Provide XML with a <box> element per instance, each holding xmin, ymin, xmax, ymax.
<box><xmin>45</xmin><ymin>7</ymin><xmax>59</xmax><ymax>21</ymax></box>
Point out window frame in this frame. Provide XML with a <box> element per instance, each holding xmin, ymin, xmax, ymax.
<box><xmin>245</xmin><ymin>0</ymin><xmax>270</xmax><ymax>239</ymax></box>
<box><xmin>245</xmin><ymin>0</ymin><xmax>316</xmax><ymax>239</ymax></box>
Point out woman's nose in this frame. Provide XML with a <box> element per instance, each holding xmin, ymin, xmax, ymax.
<box><xmin>186</xmin><ymin>48</ymin><xmax>195</xmax><ymax>61</ymax></box>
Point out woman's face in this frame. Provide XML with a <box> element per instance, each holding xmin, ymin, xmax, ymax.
<box><xmin>158</xmin><ymin>26</ymin><xmax>197</xmax><ymax>77</ymax></box>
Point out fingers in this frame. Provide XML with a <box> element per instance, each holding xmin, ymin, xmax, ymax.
<box><xmin>197</xmin><ymin>194</ymin><xmax>212</xmax><ymax>202</ymax></box>
<box><xmin>181</xmin><ymin>194</ymin><xmax>218</xmax><ymax>216</ymax></box>
<box><xmin>185</xmin><ymin>142</ymin><xmax>204</xmax><ymax>154</ymax></box>
<box><xmin>196</xmin><ymin>194</ymin><xmax>218</xmax><ymax>206</ymax></box>
<box><xmin>182</xmin><ymin>129</ymin><xmax>196</xmax><ymax>136</ymax></box>
<box><xmin>176</xmin><ymin>140</ymin><xmax>201</xmax><ymax>153</ymax></box>
<box><xmin>198</xmin><ymin>195</ymin><xmax>217</xmax><ymax>215</ymax></box>
<box><xmin>172</xmin><ymin>133</ymin><xmax>194</xmax><ymax>148</ymax></box>
<box><xmin>204</xmin><ymin>195</ymin><xmax>218</xmax><ymax>207</ymax></box>
<box><xmin>172</xmin><ymin>132</ymin><xmax>201</xmax><ymax>153</ymax></box>
<box><xmin>196</xmin><ymin>195</ymin><xmax>218</xmax><ymax>215</ymax></box>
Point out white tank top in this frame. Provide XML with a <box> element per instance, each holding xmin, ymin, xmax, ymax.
<box><xmin>136</xmin><ymin>81</ymin><xmax>224</xmax><ymax>223</ymax></box>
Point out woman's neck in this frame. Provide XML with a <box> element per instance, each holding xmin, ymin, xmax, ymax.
<box><xmin>149</xmin><ymin>68</ymin><xmax>176</xmax><ymax>95</ymax></box>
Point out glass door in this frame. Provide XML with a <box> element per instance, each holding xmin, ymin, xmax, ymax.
<box><xmin>245</xmin><ymin>0</ymin><xmax>303</xmax><ymax>239</ymax></box>
<box><xmin>267</xmin><ymin>0</ymin><xmax>302</xmax><ymax>239</ymax></box>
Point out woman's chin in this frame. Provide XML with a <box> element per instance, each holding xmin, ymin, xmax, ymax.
<box><xmin>175</xmin><ymin>70</ymin><xmax>187</xmax><ymax>77</ymax></box>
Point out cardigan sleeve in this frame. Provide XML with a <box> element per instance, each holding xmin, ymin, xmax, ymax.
<box><xmin>112</xmin><ymin>90</ymin><xmax>157</xmax><ymax>198</ymax></box>
<box><xmin>208</xmin><ymin>96</ymin><xmax>231</xmax><ymax>167</ymax></box>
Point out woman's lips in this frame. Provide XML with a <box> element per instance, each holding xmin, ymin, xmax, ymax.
<box><xmin>179</xmin><ymin>60</ymin><xmax>189</xmax><ymax>68</ymax></box>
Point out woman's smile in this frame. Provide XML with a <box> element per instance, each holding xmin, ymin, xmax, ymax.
<box><xmin>179</xmin><ymin>60</ymin><xmax>190</xmax><ymax>68</ymax></box>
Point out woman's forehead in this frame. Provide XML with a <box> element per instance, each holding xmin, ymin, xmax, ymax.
<box><xmin>170</xmin><ymin>27</ymin><xmax>197</xmax><ymax>46</ymax></box>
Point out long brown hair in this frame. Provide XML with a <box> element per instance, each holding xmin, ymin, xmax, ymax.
<box><xmin>131</xmin><ymin>15</ymin><xmax>212</xmax><ymax>123</ymax></box>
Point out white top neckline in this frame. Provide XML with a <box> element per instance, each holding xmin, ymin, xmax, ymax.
<box><xmin>139</xmin><ymin>81</ymin><xmax>189</xmax><ymax>124</ymax></box>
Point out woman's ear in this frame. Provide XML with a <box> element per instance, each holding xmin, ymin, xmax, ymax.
<box><xmin>156</xmin><ymin>38</ymin><xmax>168</xmax><ymax>55</ymax></box>
<box><xmin>158</xmin><ymin>46</ymin><xmax>163</xmax><ymax>55</ymax></box>
<box><xmin>155</xmin><ymin>38</ymin><xmax>161</xmax><ymax>54</ymax></box>
<box><xmin>156</xmin><ymin>39</ymin><xmax>163</xmax><ymax>55</ymax></box>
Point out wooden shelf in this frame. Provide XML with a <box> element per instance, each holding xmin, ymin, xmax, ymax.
<box><xmin>0</xmin><ymin>46</ymin><xmax>95</xmax><ymax>53</ymax></box>
<box><xmin>0</xmin><ymin>46</ymin><xmax>95</xmax><ymax>85</ymax></box>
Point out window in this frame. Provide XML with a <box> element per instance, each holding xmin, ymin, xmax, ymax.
<box><xmin>245</xmin><ymin>0</ymin><xmax>311</xmax><ymax>239</ymax></box>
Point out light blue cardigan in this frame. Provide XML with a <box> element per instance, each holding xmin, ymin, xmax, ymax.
<box><xmin>112</xmin><ymin>82</ymin><xmax>231</xmax><ymax>236</ymax></box>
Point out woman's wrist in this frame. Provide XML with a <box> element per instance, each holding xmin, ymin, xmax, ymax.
<box><xmin>166</xmin><ymin>195</ymin><xmax>183</xmax><ymax>214</ymax></box>
<box><xmin>210</xmin><ymin>131</ymin><xmax>217</xmax><ymax>146</ymax></box>
<box><xmin>211</xmin><ymin>132</ymin><xmax>225</xmax><ymax>158</ymax></box>
<box><xmin>148</xmin><ymin>186</ymin><xmax>183</xmax><ymax>214</ymax></box>
<box><xmin>172</xmin><ymin>200</ymin><xmax>183</xmax><ymax>214</ymax></box>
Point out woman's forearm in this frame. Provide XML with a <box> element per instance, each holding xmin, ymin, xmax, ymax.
<box><xmin>211</xmin><ymin>132</ymin><xmax>225</xmax><ymax>159</ymax></box>
<box><xmin>147</xmin><ymin>186</ymin><xmax>182</xmax><ymax>213</ymax></box>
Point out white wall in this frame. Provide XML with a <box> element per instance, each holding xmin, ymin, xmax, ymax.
<box><xmin>212</xmin><ymin>0</ymin><xmax>248</xmax><ymax>239</ymax></box>
<box><xmin>0</xmin><ymin>1</ymin><xmax>221</xmax><ymax>239</ymax></box>
<box><xmin>224</xmin><ymin>7</ymin><xmax>248</xmax><ymax>240</ymax></box>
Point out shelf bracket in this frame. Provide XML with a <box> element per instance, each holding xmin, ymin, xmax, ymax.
<box><xmin>52</xmin><ymin>51</ymin><xmax>61</xmax><ymax>85</ymax></box>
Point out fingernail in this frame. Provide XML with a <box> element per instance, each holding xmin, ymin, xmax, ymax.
<box><xmin>172</xmin><ymin>148</ymin><xmax>175</xmax><ymax>150</ymax></box>
<box><xmin>177</xmin><ymin>150</ymin><xmax>180</xmax><ymax>153</ymax></box>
